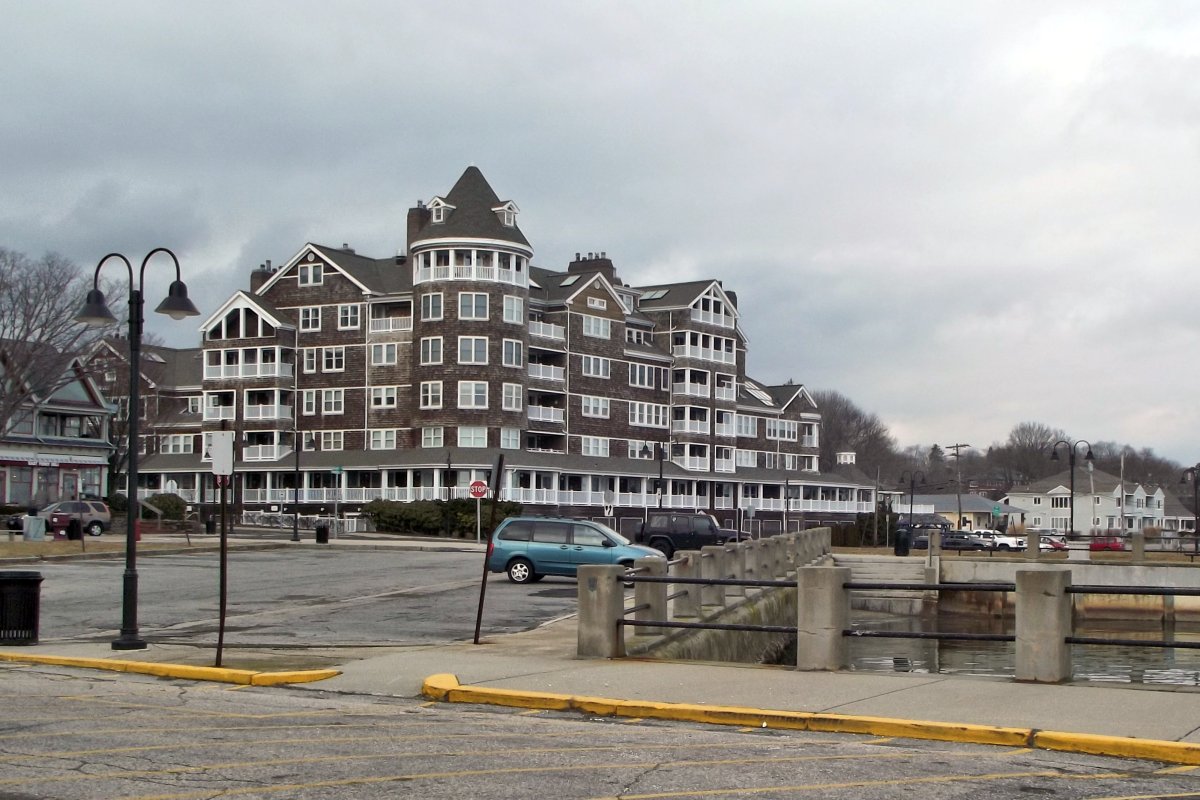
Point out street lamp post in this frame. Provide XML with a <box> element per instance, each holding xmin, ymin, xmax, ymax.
<box><xmin>1049</xmin><ymin>439</ymin><xmax>1094</xmax><ymax>539</ymax></box>
<box><xmin>1181</xmin><ymin>465</ymin><xmax>1200</xmax><ymax>557</ymax></box>
<box><xmin>291</xmin><ymin>429</ymin><xmax>304</xmax><ymax>542</ymax></box>
<box><xmin>641</xmin><ymin>443</ymin><xmax>667</xmax><ymax>509</ymax></box>
<box><xmin>75</xmin><ymin>249</ymin><xmax>199</xmax><ymax>650</ymax></box>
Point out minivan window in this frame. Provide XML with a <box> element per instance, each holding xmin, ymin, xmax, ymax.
<box><xmin>531</xmin><ymin>523</ymin><xmax>569</xmax><ymax>544</ymax></box>
<box><xmin>571</xmin><ymin>526</ymin><xmax>607</xmax><ymax>547</ymax></box>
<box><xmin>499</xmin><ymin>520</ymin><xmax>532</xmax><ymax>541</ymax></box>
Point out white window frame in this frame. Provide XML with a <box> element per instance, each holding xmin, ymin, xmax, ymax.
<box><xmin>370</xmin><ymin>429</ymin><xmax>397</xmax><ymax>450</ymax></box>
<box><xmin>458</xmin><ymin>381</ymin><xmax>488</xmax><ymax>409</ymax></box>
<box><xmin>422</xmin><ymin>427</ymin><xmax>444</xmax><ymax>448</ymax></box>
<box><xmin>323</xmin><ymin>346</ymin><xmax>345</xmax><ymax>372</ymax></box>
<box><xmin>370</xmin><ymin>386</ymin><xmax>397</xmax><ymax>409</ymax></box>
<box><xmin>421</xmin><ymin>292</ymin><xmax>443</xmax><ymax>321</ymax></box>
<box><xmin>298</xmin><ymin>262</ymin><xmax>323</xmax><ymax>286</ymax></box>
<box><xmin>500</xmin><ymin>427</ymin><xmax>521</xmax><ymax>449</ymax></box>
<box><xmin>587</xmin><ymin>297</ymin><xmax>607</xmax><ymax>310</ymax></box>
<box><xmin>457</xmin><ymin>426</ymin><xmax>488</xmax><ymax>448</ymax></box>
<box><xmin>458</xmin><ymin>292</ymin><xmax>489</xmax><ymax>321</ymax></box>
<box><xmin>338</xmin><ymin>304</ymin><xmax>361</xmax><ymax>330</ymax></box>
<box><xmin>458</xmin><ymin>336</ymin><xmax>488</xmax><ymax>365</ymax></box>
<box><xmin>420</xmin><ymin>381</ymin><xmax>443</xmax><ymax>409</ymax></box>
<box><xmin>502</xmin><ymin>383</ymin><xmax>523</xmax><ymax>411</ymax></box>
<box><xmin>371</xmin><ymin>342</ymin><xmax>397</xmax><ymax>366</ymax></box>
<box><xmin>302</xmin><ymin>390</ymin><xmax>317</xmax><ymax>416</ymax></box>
<box><xmin>320</xmin><ymin>430</ymin><xmax>343</xmax><ymax>451</ymax></box>
<box><xmin>581</xmin><ymin>436</ymin><xmax>610</xmax><ymax>457</ymax></box>
<box><xmin>582</xmin><ymin>355</ymin><xmax>610</xmax><ymax>378</ymax></box>
<box><xmin>582</xmin><ymin>315</ymin><xmax>611</xmax><ymax>339</ymax></box>
<box><xmin>629</xmin><ymin>363</ymin><xmax>657</xmax><ymax>389</ymax></box>
<box><xmin>503</xmin><ymin>295</ymin><xmax>523</xmax><ymax>324</ymax></box>
<box><xmin>300</xmin><ymin>307</ymin><xmax>321</xmax><ymax>332</ymax></box>
<box><xmin>502</xmin><ymin>339</ymin><xmax>523</xmax><ymax>368</ymax></box>
<box><xmin>322</xmin><ymin>388</ymin><xmax>344</xmax><ymax>415</ymax></box>
<box><xmin>302</xmin><ymin>349</ymin><xmax>318</xmax><ymax>373</ymax></box>
<box><xmin>420</xmin><ymin>336</ymin><xmax>443</xmax><ymax>366</ymax></box>
<box><xmin>581</xmin><ymin>395</ymin><xmax>610</xmax><ymax>418</ymax></box>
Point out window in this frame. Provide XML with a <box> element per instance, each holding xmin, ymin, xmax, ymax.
<box><xmin>765</xmin><ymin>419</ymin><xmax>798</xmax><ymax>441</ymax></box>
<box><xmin>370</xmin><ymin>429</ymin><xmax>397</xmax><ymax>450</ymax></box>
<box><xmin>581</xmin><ymin>436</ymin><xmax>609</xmax><ymax>457</ymax></box>
<box><xmin>322</xmin><ymin>389</ymin><xmax>344</xmax><ymax>415</ymax></box>
<box><xmin>323</xmin><ymin>347</ymin><xmax>345</xmax><ymax>372</ymax></box>
<box><xmin>587</xmin><ymin>297</ymin><xmax>607</xmax><ymax>310</ymax></box>
<box><xmin>420</xmin><ymin>381</ymin><xmax>442</xmax><ymax>409</ymax></box>
<box><xmin>300</xmin><ymin>307</ymin><xmax>321</xmax><ymax>331</ymax></box>
<box><xmin>302</xmin><ymin>349</ymin><xmax>318</xmax><ymax>373</ymax></box>
<box><xmin>503</xmin><ymin>295</ymin><xmax>523</xmax><ymax>324</ymax></box>
<box><xmin>186</xmin><ymin>397</ymin><xmax>201</xmax><ymax>414</ymax></box>
<box><xmin>500</xmin><ymin>427</ymin><xmax>521</xmax><ymax>449</ymax></box>
<box><xmin>159</xmin><ymin>434</ymin><xmax>193</xmax><ymax>454</ymax></box>
<box><xmin>736</xmin><ymin>450</ymin><xmax>757</xmax><ymax>467</ymax></box>
<box><xmin>582</xmin><ymin>315</ymin><xmax>611</xmax><ymax>339</ymax></box>
<box><xmin>458</xmin><ymin>336</ymin><xmax>488</xmax><ymax>365</ymax></box>
<box><xmin>320</xmin><ymin>431</ymin><xmax>343</xmax><ymax>451</ymax></box>
<box><xmin>581</xmin><ymin>396</ymin><xmax>610</xmax><ymax>418</ymax></box>
<box><xmin>422</xmin><ymin>427</ymin><xmax>444</xmax><ymax>448</ymax></box>
<box><xmin>629</xmin><ymin>363</ymin><xmax>660</xmax><ymax>389</ymax></box>
<box><xmin>371</xmin><ymin>386</ymin><xmax>397</xmax><ymax>409</ymax></box>
<box><xmin>736</xmin><ymin>414</ymin><xmax>758</xmax><ymax>437</ymax></box>
<box><xmin>458</xmin><ymin>426</ymin><xmax>487</xmax><ymax>448</ymax></box>
<box><xmin>582</xmin><ymin>355</ymin><xmax>610</xmax><ymax>378</ymax></box>
<box><xmin>502</xmin><ymin>383</ymin><xmax>523</xmax><ymax>411</ymax></box>
<box><xmin>458</xmin><ymin>381</ymin><xmax>488</xmax><ymax>409</ymax></box>
<box><xmin>298</xmin><ymin>262</ymin><xmax>323</xmax><ymax>286</ymax></box>
<box><xmin>502</xmin><ymin>339</ymin><xmax>523</xmax><ymax>367</ymax></box>
<box><xmin>420</xmin><ymin>336</ymin><xmax>442</xmax><ymax>365</ymax></box>
<box><xmin>371</xmin><ymin>343</ymin><xmax>397</xmax><ymax>366</ymax></box>
<box><xmin>338</xmin><ymin>304</ymin><xmax>360</xmax><ymax>330</ymax></box>
<box><xmin>629</xmin><ymin>401</ymin><xmax>669</xmax><ymax>428</ymax></box>
<box><xmin>432</xmin><ymin>206</ymin><xmax>446</xmax><ymax>223</ymax></box>
<box><xmin>1051</xmin><ymin>496</ymin><xmax>1070</xmax><ymax>509</ymax></box>
<box><xmin>421</xmin><ymin>293</ymin><xmax>443</xmax><ymax>321</ymax></box>
<box><xmin>302</xmin><ymin>390</ymin><xmax>317</xmax><ymax>416</ymax></box>
<box><xmin>458</xmin><ymin>292</ymin><xmax>488</xmax><ymax>320</ymax></box>
<box><xmin>626</xmin><ymin>328</ymin><xmax>648</xmax><ymax>345</ymax></box>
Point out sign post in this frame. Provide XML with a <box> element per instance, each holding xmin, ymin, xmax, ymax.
<box><xmin>469</xmin><ymin>480</ymin><xmax>488</xmax><ymax>543</ymax></box>
<box><xmin>209</xmin><ymin>430</ymin><xmax>235</xmax><ymax>668</ymax></box>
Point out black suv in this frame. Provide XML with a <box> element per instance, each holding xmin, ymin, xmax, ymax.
<box><xmin>632</xmin><ymin>512</ymin><xmax>740</xmax><ymax>559</ymax></box>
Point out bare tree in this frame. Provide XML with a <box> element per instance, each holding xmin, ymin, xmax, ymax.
<box><xmin>0</xmin><ymin>248</ymin><xmax>110</xmax><ymax>434</ymax></box>
<box><xmin>988</xmin><ymin>421</ymin><xmax>1067</xmax><ymax>486</ymax></box>
<box><xmin>810</xmin><ymin>389</ymin><xmax>897</xmax><ymax>476</ymax></box>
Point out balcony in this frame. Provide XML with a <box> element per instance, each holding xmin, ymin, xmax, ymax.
<box><xmin>528</xmin><ymin>405</ymin><xmax>565</xmax><ymax>424</ymax></box>
<box><xmin>715</xmin><ymin>423</ymin><xmax>737</xmax><ymax>437</ymax></box>
<box><xmin>204</xmin><ymin>362</ymin><xmax>293</xmax><ymax>380</ymax></box>
<box><xmin>714</xmin><ymin>458</ymin><xmax>735</xmax><ymax>473</ymax></box>
<box><xmin>242</xmin><ymin>444</ymin><xmax>284</xmax><ymax>461</ymax></box>
<box><xmin>800</xmin><ymin>435</ymin><xmax>817</xmax><ymax>447</ymax></box>
<box><xmin>529</xmin><ymin>320</ymin><xmax>565</xmax><ymax>341</ymax></box>
<box><xmin>690</xmin><ymin>308</ymin><xmax>736</xmax><ymax>329</ymax></box>
<box><xmin>369</xmin><ymin>316</ymin><xmax>413</xmax><ymax>333</ymax></box>
<box><xmin>244</xmin><ymin>404</ymin><xmax>292</xmax><ymax>421</ymax></box>
<box><xmin>672</xmin><ymin>344</ymin><xmax>735</xmax><ymax>365</ymax></box>
<box><xmin>203</xmin><ymin>406</ymin><xmax>235</xmax><ymax>421</ymax></box>
<box><xmin>671</xmin><ymin>419</ymin><xmax>711</xmax><ymax>435</ymax></box>
<box><xmin>414</xmin><ymin>264</ymin><xmax>529</xmax><ymax>288</ymax></box>
<box><xmin>528</xmin><ymin>363</ymin><xmax>565</xmax><ymax>382</ymax></box>
<box><xmin>714</xmin><ymin>385</ymin><xmax>736</xmax><ymax>402</ymax></box>
<box><xmin>671</xmin><ymin>382</ymin><xmax>711</xmax><ymax>399</ymax></box>
<box><xmin>678</xmin><ymin>456</ymin><xmax>710</xmax><ymax>472</ymax></box>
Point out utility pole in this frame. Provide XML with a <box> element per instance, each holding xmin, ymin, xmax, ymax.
<box><xmin>944</xmin><ymin>443</ymin><xmax>970</xmax><ymax>530</ymax></box>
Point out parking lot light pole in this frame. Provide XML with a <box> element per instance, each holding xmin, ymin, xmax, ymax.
<box><xmin>898</xmin><ymin>470</ymin><xmax>926</xmax><ymax>528</ymax></box>
<box><xmin>641</xmin><ymin>443</ymin><xmax>667</xmax><ymax>509</ymax></box>
<box><xmin>1181</xmin><ymin>465</ymin><xmax>1200</xmax><ymax>556</ymax></box>
<box><xmin>1050</xmin><ymin>439</ymin><xmax>1094</xmax><ymax>538</ymax></box>
<box><xmin>75</xmin><ymin>249</ymin><xmax>200</xmax><ymax>651</ymax></box>
<box><xmin>291</xmin><ymin>429</ymin><xmax>303</xmax><ymax>542</ymax></box>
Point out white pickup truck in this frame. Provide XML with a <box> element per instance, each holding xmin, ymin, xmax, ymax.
<box><xmin>971</xmin><ymin>529</ymin><xmax>1026</xmax><ymax>551</ymax></box>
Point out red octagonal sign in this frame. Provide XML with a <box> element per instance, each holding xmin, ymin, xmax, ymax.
<box><xmin>469</xmin><ymin>480</ymin><xmax>488</xmax><ymax>499</ymax></box>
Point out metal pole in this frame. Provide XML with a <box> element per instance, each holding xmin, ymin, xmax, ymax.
<box><xmin>657</xmin><ymin>443</ymin><xmax>664</xmax><ymax>509</ymax></box>
<box><xmin>1068</xmin><ymin>448</ymin><xmax>1076</xmax><ymax>538</ymax></box>
<box><xmin>216</xmin><ymin>475</ymin><xmax>227</xmax><ymax>667</ymax></box>
<box><xmin>291</xmin><ymin>429</ymin><xmax>301</xmax><ymax>542</ymax></box>
<box><xmin>113</xmin><ymin>286</ymin><xmax>146</xmax><ymax>650</ymax></box>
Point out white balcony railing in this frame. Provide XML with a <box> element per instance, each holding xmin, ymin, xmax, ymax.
<box><xmin>714</xmin><ymin>386</ymin><xmax>737</xmax><ymax>402</ymax></box>
<box><xmin>690</xmin><ymin>308</ymin><xmax>736</xmax><ymax>329</ymax></box>
<box><xmin>414</xmin><ymin>264</ymin><xmax>529</xmax><ymax>288</ymax></box>
<box><xmin>800</xmin><ymin>435</ymin><xmax>817</xmax><ymax>447</ymax></box>
<box><xmin>715</xmin><ymin>423</ymin><xmax>737</xmax><ymax>437</ymax></box>
<box><xmin>369</xmin><ymin>316</ymin><xmax>413</xmax><ymax>333</ymax></box>
<box><xmin>244</xmin><ymin>404</ymin><xmax>292</xmax><ymax>420</ymax></box>
<box><xmin>242</xmin><ymin>444</ymin><xmax>284</xmax><ymax>461</ymax></box>
<box><xmin>671</xmin><ymin>419</ymin><xmax>711</xmax><ymax>435</ymax></box>
<box><xmin>672</xmin><ymin>344</ymin><xmax>736</xmax><ymax>365</ymax></box>
<box><xmin>678</xmin><ymin>456</ymin><xmax>710</xmax><ymax>472</ymax></box>
<box><xmin>528</xmin><ymin>406</ymin><xmax>565</xmax><ymax>424</ymax></box>
<box><xmin>203</xmin><ymin>406</ymin><xmax>235</xmax><ymax>421</ymax></box>
<box><xmin>714</xmin><ymin>458</ymin><xmax>735</xmax><ymax>473</ymax></box>
<box><xmin>528</xmin><ymin>363</ymin><xmax>565</xmax><ymax>382</ymax></box>
<box><xmin>204</xmin><ymin>363</ymin><xmax>293</xmax><ymax>380</ymax></box>
<box><xmin>529</xmin><ymin>320</ymin><xmax>565</xmax><ymax>341</ymax></box>
<box><xmin>671</xmin><ymin>382</ymin><xmax>711</xmax><ymax>399</ymax></box>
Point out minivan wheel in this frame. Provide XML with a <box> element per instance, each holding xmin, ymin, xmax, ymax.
<box><xmin>507</xmin><ymin>558</ymin><xmax>535</xmax><ymax>584</ymax></box>
<box><xmin>86</xmin><ymin>521</ymin><xmax>104</xmax><ymax>537</ymax></box>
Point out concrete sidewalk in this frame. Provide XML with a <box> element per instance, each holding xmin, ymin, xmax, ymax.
<box><xmin>5</xmin><ymin>532</ymin><xmax>1200</xmax><ymax>765</ymax></box>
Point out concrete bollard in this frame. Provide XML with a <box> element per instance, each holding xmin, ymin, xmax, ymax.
<box><xmin>725</xmin><ymin>542</ymin><xmax>746</xmax><ymax>598</ymax></box>
<box><xmin>1132</xmin><ymin>532</ymin><xmax>1145</xmax><ymax>562</ymax></box>
<box><xmin>633</xmin><ymin>556</ymin><xmax>668</xmax><ymax>637</ymax></box>
<box><xmin>1026</xmin><ymin>529</ymin><xmax>1041</xmax><ymax>560</ymax></box>
<box><xmin>1015</xmin><ymin>568</ymin><xmax>1072</xmax><ymax>683</ymax></box>
<box><xmin>577</xmin><ymin>564</ymin><xmax>626</xmax><ymax>658</ymax></box>
<box><xmin>700</xmin><ymin>546</ymin><xmax>726</xmax><ymax>608</ymax></box>
<box><xmin>796</xmin><ymin>566</ymin><xmax>851</xmax><ymax>671</ymax></box>
<box><xmin>672</xmin><ymin>551</ymin><xmax>701</xmax><ymax>619</ymax></box>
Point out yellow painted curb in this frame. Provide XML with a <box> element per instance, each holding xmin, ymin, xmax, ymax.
<box><xmin>0</xmin><ymin>651</ymin><xmax>340</xmax><ymax>686</ymax></box>
<box><xmin>421</xmin><ymin>673</ymin><xmax>1200</xmax><ymax>765</ymax></box>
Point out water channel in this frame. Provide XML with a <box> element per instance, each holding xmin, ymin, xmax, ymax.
<box><xmin>773</xmin><ymin>612</ymin><xmax>1200</xmax><ymax>686</ymax></box>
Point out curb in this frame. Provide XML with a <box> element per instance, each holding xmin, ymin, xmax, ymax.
<box><xmin>0</xmin><ymin>651</ymin><xmax>340</xmax><ymax>686</ymax></box>
<box><xmin>421</xmin><ymin>673</ymin><xmax>1200</xmax><ymax>766</ymax></box>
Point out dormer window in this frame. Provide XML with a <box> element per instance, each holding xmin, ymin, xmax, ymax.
<box><xmin>492</xmin><ymin>201</ymin><xmax>519</xmax><ymax>228</ymax></box>
<box><xmin>432</xmin><ymin>206</ymin><xmax>447</xmax><ymax>223</ymax></box>
<box><xmin>298</xmin><ymin>262</ymin><xmax>323</xmax><ymax>286</ymax></box>
<box><xmin>428</xmin><ymin>198</ymin><xmax>454</xmax><ymax>224</ymax></box>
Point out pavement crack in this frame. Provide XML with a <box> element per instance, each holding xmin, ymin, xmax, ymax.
<box><xmin>820</xmin><ymin>676</ymin><xmax>951</xmax><ymax>713</ymax></box>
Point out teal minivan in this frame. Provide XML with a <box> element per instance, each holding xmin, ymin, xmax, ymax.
<box><xmin>488</xmin><ymin>516</ymin><xmax>664</xmax><ymax>583</ymax></box>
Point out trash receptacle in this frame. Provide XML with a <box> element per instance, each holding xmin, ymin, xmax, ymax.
<box><xmin>0</xmin><ymin>571</ymin><xmax>43</xmax><ymax>645</ymax></box>
<box><xmin>205</xmin><ymin>518</ymin><xmax>216</xmax><ymax>535</ymax></box>
<box><xmin>894</xmin><ymin>527</ymin><xmax>911</xmax><ymax>557</ymax></box>
<box><xmin>66</xmin><ymin>519</ymin><xmax>82</xmax><ymax>541</ymax></box>
<box><xmin>315</xmin><ymin>524</ymin><xmax>329</xmax><ymax>544</ymax></box>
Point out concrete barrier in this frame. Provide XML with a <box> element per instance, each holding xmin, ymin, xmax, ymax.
<box><xmin>577</xmin><ymin>564</ymin><xmax>625</xmax><ymax>658</ymax></box>
<box><xmin>796</xmin><ymin>566</ymin><xmax>850</xmax><ymax>670</ymax></box>
<box><xmin>1015</xmin><ymin>569</ymin><xmax>1071</xmax><ymax>682</ymax></box>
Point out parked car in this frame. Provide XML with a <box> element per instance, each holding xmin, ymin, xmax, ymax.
<box><xmin>942</xmin><ymin>532</ymin><xmax>988</xmax><ymax>551</ymax></box>
<box><xmin>971</xmin><ymin>530</ymin><xmax>1026</xmax><ymax>551</ymax></box>
<box><xmin>488</xmin><ymin>516</ymin><xmax>664</xmax><ymax>584</ymax></box>
<box><xmin>8</xmin><ymin>501</ymin><xmax>112</xmax><ymax>536</ymax></box>
<box><xmin>1090</xmin><ymin>536</ymin><xmax>1127</xmax><ymax>552</ymax></box>
<box><xmin>632</xmin><ymin>512</ymin><xmax>739</xmax><ymax>559</ymax></box>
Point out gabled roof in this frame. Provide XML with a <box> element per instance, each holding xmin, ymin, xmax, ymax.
<box><xmin>901</xmin><ymin>493</ymin><xmax>1028</xmax><ymax>515</ymax></box>
<box><xmin>90</xmin><ymin>337</ymin><xmax>203</xmax><ymax>391</ymax></box>
<box><xmin>199</xmin><ymin>291</ymin><xmax>295</xmax><ymax>335</ymax></box>
<box><xmin>1009</xmin><ymin>468</ymin><xmax>1132</xmax><ymax>496</ymax></box>
<box><xmin>634</xmin><ymin>280</ymin><xmax>724</xmax><ymax>310</ymax></box>
<box><xmin>412</xmin><ymin>167</ymin><xmax>531</xmax><ymax>248</ymax></box>
<box><xmin>764</xmin><ymin>383</ymin><xmax>817</xmax><ymax>413</ymax></box>
<box><xmin>257</xmin><ymin>243</ymin><xmax>405</xmax><ymax>296</ymax></box>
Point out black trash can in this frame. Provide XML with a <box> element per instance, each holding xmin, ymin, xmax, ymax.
<box><xmin>314</xmin><ymin>524</ymin><xmax>329</xmax><ymax>544</ymax></box>
<box><xmin>0</xmin><ymin>571</ymin><xmax>43</xmax><ymax>645</ymax></box>
<box><xmin>894</xmin><ymin>527</ymin><xmax>911</xmax><ymax>557</ymax></box>
<box><xmin>66</xmin><ymin>519</ymin><xmax>82</xmax><ymax>541</ymax></box>
<box><xmin>205</xmin><ymin>518</ymin><xmax>216</xmax><ymax>535</ymax></box>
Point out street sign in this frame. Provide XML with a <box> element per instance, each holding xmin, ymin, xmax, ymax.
<box><xmin>332</xmin><ymin>466</ymin><xmax>343</xmax><ymax>475</ymax></box>
<box><xmin>209</xmin><ymin>431</ymin><xmax>235</xmax><ymax>476</ymax></box>
<box><xmin>469</xmin><ymin>480</ymin><xmax>488</xmax><ymax>499</ymax></box>
<box><xmin>993</xmin><ymin>504</ymin><xmax>1002</xmax><ymax>517</ymax></box>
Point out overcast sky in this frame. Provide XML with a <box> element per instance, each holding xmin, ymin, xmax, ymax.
<box><xmin>4</xmin><ymin>2</ymin><xmax>1199</xmax><ymax>464</ymax></box>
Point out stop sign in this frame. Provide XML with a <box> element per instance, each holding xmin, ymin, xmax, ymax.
<box><xmin>469</xmin><ymin>480</ymin><xmax>488</xmax><ymax>499</ymax></box>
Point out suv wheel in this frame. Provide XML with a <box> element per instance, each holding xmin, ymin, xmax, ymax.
<box><xmin>507</xmin><ymin>558</ymin><xmax>536</xmax><ymax>584</ymax></box>
<box><xmin>649</xmin><ymin>538</ymin><xmax>674</xmax><ymax>560</ymax></box>
<box><xmin>87</xmin><ymin>521</ymin><xmax>104</xmax><ymax>537</ymax></box>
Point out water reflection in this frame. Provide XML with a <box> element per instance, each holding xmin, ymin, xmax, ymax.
<box><xmin>843</xmin><ymin>613</ymin><xmax>1200</xmax><ymax>686</ymax></box>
